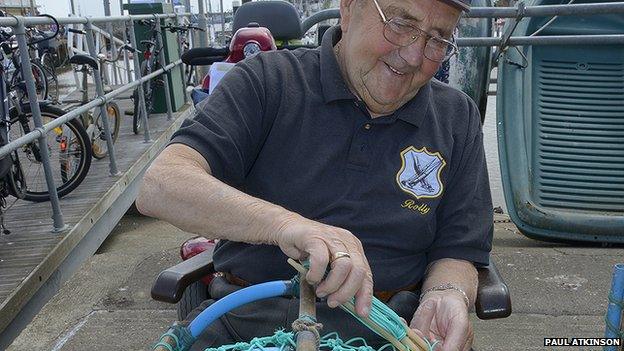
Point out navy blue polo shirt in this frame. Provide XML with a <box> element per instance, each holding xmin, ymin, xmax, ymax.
<box><xmin>170</xmin><ymin>26</ymin><xmax>493</xmax><ymax>292</ymax></box>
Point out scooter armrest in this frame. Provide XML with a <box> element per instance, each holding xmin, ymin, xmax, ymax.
<box><xmin>475</xmin><ymin>262</ymin><xmax>512</xmax><ymax>319</ymax></box>
<box><xmin>151</xmin><ymin>249</ymin><xmax>215</xmax><ymax>303</ymax></box>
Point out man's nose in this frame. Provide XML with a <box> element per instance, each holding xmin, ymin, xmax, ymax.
<box><xmin>398</xmin><ymin>36</ymin><xmax>427</xmax><ymax>68</ymax></box>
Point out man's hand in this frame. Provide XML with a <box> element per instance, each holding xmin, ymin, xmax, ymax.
<box><xmin>272</xmin><ymin>214</ymin><xmax>374</xmax><ymax>317</ymax></box>
<box><xmin>410</xmin><ymin>291</ymin><xmax>474</xmax><ymax>351</ymax></box>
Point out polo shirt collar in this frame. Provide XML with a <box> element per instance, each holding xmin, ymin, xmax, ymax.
<box><xmin>394</xmin><ymin>81</ymin><xmax>431</xmax><ymax>127</ymax></box>
<box><xmin>319</xmin><ymin>25</ymin><xmax>431</xmax><ymax>127</ymax></box>
<box><xmin>320</xmin><ymin>26</ymin><xmax>356</xmax><ymax>102</ymax></box>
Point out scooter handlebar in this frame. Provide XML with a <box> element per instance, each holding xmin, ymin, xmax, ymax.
<box><xmin>181</xmin><ymin>47</ymin><xmax>229</xmax><ymax>66</ymax></box>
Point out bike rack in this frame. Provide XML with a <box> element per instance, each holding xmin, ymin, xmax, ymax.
<box><xmin>0</xmin><ymin>12</ymin><xmax>194</xmax><ymax>232</ymax></box>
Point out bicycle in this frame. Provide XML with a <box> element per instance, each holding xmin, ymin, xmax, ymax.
<box><xmin>132</xmin><ymin>18</ymin><xmax>169</xmax><ymax>135</ymax></box>
<box><xmin>162</xmin><ymin>22</ymin><xmax>204</xmax><ymax>88</ymax></box>
<box><xmin>0</xmin><ymin>29</ymin><xmax>48</xmax><ymax>101</ymax></box>
<box><xmin>30</xmin><ymin>26</ymin><xmax>61</xmax><ymax>102</ymax></box>
<box><xmin>0</xmin><ymin>12</ymin><xmax>91</xmax><ymax>221</ymax></box>
<box><xmin>66</xmin><ymin>28</ymin><xmax>136</xmax><ymax>159</ymax></box>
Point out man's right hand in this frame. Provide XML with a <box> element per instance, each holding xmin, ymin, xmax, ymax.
<box><xmin>272</xmin><ymin>214</ymin><xmax>374</xmax><ymax>318</ymax></box>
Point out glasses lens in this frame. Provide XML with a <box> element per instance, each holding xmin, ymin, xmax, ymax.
<box><xmin>424</xmin><ymin>38</ymin><xmax>450</xmax><ymax>62</ymax></box>
<box><xmin>383</xmin><ymin>18</ymin><xmax>457</xmax><ymax>63</ymax></box>
<box><xmin>384</xmin><ymin>18</ymin><xmax>418</xmax><ymax>46</ymax></box>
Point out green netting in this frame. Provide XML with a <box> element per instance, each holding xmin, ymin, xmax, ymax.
<box><xmin>154</xmin><ymin>327</ymin><xmax>438</xmax><ymax>351</ymax></box>
<box><xmin>153</xmin><ymin>311</ymin><xmax>439</xmax><ymax>351</ymax></box>
<box><xmin>205</xmin><ymin>330</ymin><xmax>396</xmax><ymax>351</ymax></box>
<box><xmin>153</xmin><ymin>264</ymin><xmax>439</xmax><ymax>351</ymax></box>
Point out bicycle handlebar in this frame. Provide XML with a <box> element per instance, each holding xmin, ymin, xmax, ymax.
<box><xmin>95</xmin><ymin>44</ymin><xmax>140</xmax><ymax>64</ymax></box>
<box><xmin>26</xmin><ymin>14</ymin><xmax>60</xmax><ymax>46</ymax></box>
<box><xmin>163</xmin><ymin>24</ymin><xmax>205</xmax><ymax>33</ymax></box>
<box><xmin>0</xmin><ymin>14</ymin><xmax>60</xmax><ymax>52</ymax></box>
<box><xmin>138</xmin><ymin>19</ymin><xmax>154</xmax><ymax>27</ymax></box>
<box><xmin>68</xmin><ymin>28</ymin><xmax>87</xmax><ymax>35</ymax></box>
<box><xmin>107</xmin><ymin>44</ymin><xmax>138</xmax><ymax>62</ymax></box>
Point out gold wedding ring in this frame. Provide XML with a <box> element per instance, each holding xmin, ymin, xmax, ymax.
<box><xmin>331</xmin><ymin>251</ymin><xmax>351</xmax><ymax>262</ymax></box>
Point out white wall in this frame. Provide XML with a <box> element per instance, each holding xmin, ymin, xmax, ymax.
<box><xmin>38</xmin><ymin>0</ymin><xmax>232</xmax><ymax>18</ymax></box>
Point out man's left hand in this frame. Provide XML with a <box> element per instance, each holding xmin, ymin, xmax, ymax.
<box><xmin>409</xmin><ymin>291</ymin><xmax>474</xmax><ymax>351</ymax></box>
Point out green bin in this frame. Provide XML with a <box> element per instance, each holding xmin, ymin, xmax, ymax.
<box><xmin>124</xmin><ymin>2</ymin><xmax>184</xmax><ymax>113</ymax></box>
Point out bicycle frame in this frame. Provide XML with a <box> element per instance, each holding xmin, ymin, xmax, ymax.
<box><xmin>140</xmin><ymin>18</ymin><xmax>167</xmax><ymax>80</ymax></box>
<box><xmin>76</xmin><ymin>64</ymin><xmax>94</xmax><ymax>127</ymax></box>
<box><xmin>0</xmin><ymin>35</ymin><xmax>32</xmax><ymax>233</ymax></box>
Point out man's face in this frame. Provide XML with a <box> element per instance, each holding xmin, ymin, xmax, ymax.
<box><xmin>338</xmin><ymin>0</ymin><xmax>461</xmax><ymax>115</ymax></box>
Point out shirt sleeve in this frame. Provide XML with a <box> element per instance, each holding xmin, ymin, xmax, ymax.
<box><xmin>427</xmin><ymin>101</ymin><xmax>493</xmax><ymax>266</ymax></box>
<box><xmin>169</xmin><ymin>56</ymin><xmax>273</xmax><ymax>187</ymax></box>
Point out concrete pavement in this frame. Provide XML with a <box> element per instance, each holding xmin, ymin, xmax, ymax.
<box><xmin>7</xmin><ymin>213</ymin><xmax>623</xmax><ymax>351</ymax></box>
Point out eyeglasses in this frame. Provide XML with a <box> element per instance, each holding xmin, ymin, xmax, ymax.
<box><xmin>371</xmin><ymin>0</ymin><xmax>458</xmax><ymax>63</ymax></box>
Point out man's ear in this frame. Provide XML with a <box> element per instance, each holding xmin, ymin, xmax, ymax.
<box><xmin>339</xmin><ymin>0</ymin><xmax>357</xmax><ymax>33</ymax></box>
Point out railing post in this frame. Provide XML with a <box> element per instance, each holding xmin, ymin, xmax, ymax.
<box><xmin>84</xmin><ymin>18</ymin><xmax>121</xmax><ymax>176</ymax></box>
<box><xmin>106</xmin><ymin>21</ymin><xmax>120</xmax><ymax>86</ymax></box>
<box><xmin>176</xmin><ymin>14</ymin><xmax>188</xmax><ymax>105</ymax></box>
<box><xmin>127</xmin><ymin>17</ymin><xmax>152</xmax><ymax>142</ymax></box>
<box><xmin>196</xmin><ymin>2</ymin><xmax>208</xmax><ymax>78</ymax></box>
<box><xmin>156</xmin><ymin>19</ymin><xmax>174</xmax><ymax>121</ymax></box>
<box><xmin>14</xmin><ymin>17</ymin><xmax>67</xmax><ymax>232</ymax></box>
<box><xmin>122</xmin><ymin>20</ymin><xmax>133</xmax><ymax>84</ymax></box>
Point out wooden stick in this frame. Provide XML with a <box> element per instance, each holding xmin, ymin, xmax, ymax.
<box><xmin>287</xmin><ymin>259</ymin><xmax>429</xmax><ymax>351</ymax></box>
<box><xmin>288</xmin><ymin>258</ymin><xmax>308</xmax><ymax>276</ymax></box>
<box><xmin>288</xmin><ymin>259</ymin><xmax>320</xmax><ymax>351</ymax></box>
<box><xmin>401</xmin><ymin>335</ymin><xmax>422</xmax><ymax>351</ymax></box>
<box><xmin>296</xmin><ymin>276</ymin><xmax>319</xmax><ymax>351</ymax></box>
<box><xmin>404</xmin><ymin>326</ymin><xmax>432</xmax><ymax>351</ymax></box>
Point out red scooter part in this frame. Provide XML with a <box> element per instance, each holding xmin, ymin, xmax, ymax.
<box><xmin>187</xmin><ymin>23</ymin><xmax>277</xmax><ymax>96</ymax></box>
<box><xmin>225</xmin><ymin>23</ymin><xmax>277</xmax><ymax>63</ymax></box>
<box><xmin>180</xmin><ymin>236</ymin><xmax>217</xmax><ymax>285</ymax></box>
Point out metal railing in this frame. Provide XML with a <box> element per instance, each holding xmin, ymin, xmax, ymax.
<box><xmin>302</xmin><ymin>1</ymin><xmax>624</xmax><ymax>47</ymax></box>
<box><xmin>1</xmin><ymin>1</ymin><xmax>624</xmax><ymax>233</ymax></box>
<box><xmin>66</xmin><ymin>23</ymin><xmax>131</xmax><ymax>87</ymax></box>
<box><xmin>0</xmin><ymin>12</ymin><xmax>198</xmax><ymax>232</ymax></box>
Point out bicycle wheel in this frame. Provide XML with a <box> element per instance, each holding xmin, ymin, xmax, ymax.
<box><xmin>40</xmin><ymin>54</ymin><xmax>59</xmax><ymax>103</ymax></box>
<box><xmin>9</xmin><ymin>103</ymin><xmax>92</xmax><ymax>202</ymax></box>
<box><xmin>91</xmin><ymin>102</ymin><xmax>121</xmax><ymax>159</ymax></box>
<box><xmin>12</xmin><ymin>61</ymin><xmax>49</xmax><ymax>100</ymax></box>
<box><xmin>185</xmin><ymin>64</ymin><xmax>198</xmax><ymax>87</ymax></box>
<box><xmin>133</xmin><ymin>60</ymin><xmax>153</xmax><ymax>135</ymax></box>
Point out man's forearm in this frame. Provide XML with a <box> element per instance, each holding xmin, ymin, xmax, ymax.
<box><xmin>421</xmin><ymin>258</ymin><xmax>478</xmax><ymax>307</ymax></box>
<box><xmin>136</xmin><ymin>144</ymin><xmax>294</xmax><ymax>245</ymax></box>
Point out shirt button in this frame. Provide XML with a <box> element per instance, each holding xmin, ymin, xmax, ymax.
<box><xmin>364</xmin><ymin>123</ymin><xmax>372</xmax><ymax>130</ymax></box>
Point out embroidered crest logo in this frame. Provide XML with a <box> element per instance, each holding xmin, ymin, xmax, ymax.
<box><xmin>396</xmin><ymin>146</ymin><xmax>446</xmax><ymax>199</ymax></box>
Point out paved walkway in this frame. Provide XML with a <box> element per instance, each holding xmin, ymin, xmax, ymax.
<box><xmin>7</xmin><ymin>212</ymin><xmax>623</xmax><ymax>350</ymax></box>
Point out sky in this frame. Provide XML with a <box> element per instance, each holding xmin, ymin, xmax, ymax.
<box><xmin>38</xmin><ymin>0</ymin><xmax>233</xmax><ymax>19</ymax></box>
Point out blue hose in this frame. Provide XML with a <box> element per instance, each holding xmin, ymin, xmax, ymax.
<box><xmin>188</xmin><ymin>280</ymin><xmax>294</xmax><ymax>338</ymax></box>
<box><xmin>604</xmin><ymin>264</ymin><xmax>624</xmax><ymax>350</ymax></box>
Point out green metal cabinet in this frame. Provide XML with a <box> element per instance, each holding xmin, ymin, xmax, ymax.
<box><xmin>124</xmin><ymin>2</ymin><xmax>184</xmax><ymax>113</ymax></box>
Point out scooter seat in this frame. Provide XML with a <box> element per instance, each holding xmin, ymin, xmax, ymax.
<box><xmin>69</xmin><ymin>54</ymin><xmax>98</xmax><ymax>70</ymax></box>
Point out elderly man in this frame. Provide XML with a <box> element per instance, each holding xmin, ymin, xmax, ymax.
<box><xmin>137</xmin><ymin>0</ymin><xmax>492</xmax><ymax>349</ymax></box>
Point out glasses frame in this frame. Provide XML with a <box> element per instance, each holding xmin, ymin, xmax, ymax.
<box><xmin>371</xmin><ymin>0</ymin><xmax>458</xmax><ymax>63</ymax></box>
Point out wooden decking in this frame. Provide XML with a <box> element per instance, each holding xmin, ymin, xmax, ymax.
<box><xmin>0</xmin><ymin>98</ymin><xmax>191</xmax><ymax>338</ymax></box>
